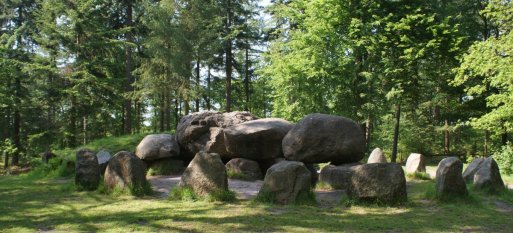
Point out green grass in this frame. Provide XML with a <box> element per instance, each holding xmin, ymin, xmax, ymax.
<box><xmin>254</xmin><ymin>190</ymin><xmax>317</xmax><ymax>206</ymax></box>
<box><xmin>226</xmin><ymin>170</ymin><xmax>252</xmax><ymax>181</ymax></box>
<box><xmin>314</xmin><ymin>181</ymin><xmax>333</xmax><ymax>191</ymax></box>
<box><xmin>406</xmin><ymin>172</ymin><xmax>432</xmax><ymax>180</ymax></box>
<box><xmin>147</xmin><ymin>159</ymin><xmax>184</xmax><ymax>176</ymax></box>
<box><xmin>1</xmin><ymin>174</ymin><xmax>513</xmax><ymax>232</ymax></box>
<box><xmin>169</xmin><ymin>186</ymin><xmax>236</xmax><ymax>202</ymax></box>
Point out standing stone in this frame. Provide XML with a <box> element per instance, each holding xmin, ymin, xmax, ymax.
<box><xmin>135</xmin><ymin>134</ymin><xmax>180</xmax><ymax>160</ymax></box>
<box><xmin>305</xmin><ymin>164</ymin><xmax>319</xmax><ymax>187</ymax></box>
<box><xmin>96</xmin><ymin>150</ymin><xmax>112</xmax><ymax>176</ymax></box>
<box><xmin>41</xmin><ymin>152</ymin><xmax>56</xmax><ymax>164</ymax></box>
<box><xmin>104</xmin><ymin>151</ymin><xmax>147</xmax><ymax>191</ymax></box>
<box><xmin>179</xmin><ymin>151</ymin><xmax>228</xmax><ymax>197</ymax></box>
<box><xmin>75</xmin><ymin>149</ymin><xmax>100</xmax><ymax>191</ymax></box>
<box><xmin>319</xmin><ymin>163</ymin><xmax>360</xmax><ymax>189</ymax></box>
<box><xmin>405</xmin><ymin>153</ymin><xmax>426</xmax><ymax>174</ymax></box>
<box><xmin>367</xmin><ymin>148</ymin><xmax>387</xmax><ymax>164</ymax></box>
<box><xmin>258</xmin><ymin>161</ymin><xmax>312</xmax><ymax>205</ymax></box>
<box><xmin>436</xmin><ymin>157</ymin><xmax>468</xmax><ymax>197</ymax></box>
<box><xmin>347</xmin><ymin>163</ymin><xmax>407</xmax><ymax>203</ymax></box>
<box><xmin>225</xmin><ymin>158</ymin><xmax>263</xmax><ymax>180</ymax></box>
<box><xmin>282</xmin><ymin>113</ymin><xmax>365</xmax><ymax>164</ymax></box>
<box><xmin>223</xmin><ymin>118</ymin><xmax>293</xmax><ymax>160</ymax></box>
<box><xmin>176</xmin><ymin>111</ymin><xmax>257</xmax><ymax>158</ymax></box>
<box><xmin>473</xmin><ymin>157</ymin><xmax>505</xmax><ymax>192</ymax></box>
<box><xmin>462</xmin><ymin>158</ymin><xmax>485</xmax><ymax>182</ymax></box>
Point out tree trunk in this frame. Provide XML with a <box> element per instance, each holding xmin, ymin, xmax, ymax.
<box><xmin>444</xmin><ymin>119</ymin><xmax>450</xmax><ymax>156</ymax></box>
<box><xmin>3</xmin><ymin>152</ymin><xmax>8</xmax><ymax>169</ymax></box>
<box><xmin>68</xmin><ymin>97</ymin><xmax>77</xmax><ymax>147</ymax></box>
<box><xmin>83</xmin><ymin>116</ymin><xmax>87</xmax><ymax>145</ymax></box>
<box><xmin>391</xmin><ymin>104</ymin><xmax>401</xmax><ymax>163</ymax></box>
<box><xmin>195</xmin><ymin>58</ymin><xmax>200</xmax><ymax>112</ymax></box>
<box><xmin>244</xmin><ymin>41</ymin><xmax>250</xmax><ymax>112</ymax></box>
<box><xmin>165</xmin><ymin>92</ymin><xmax>171</xmax><ymax>131</ymax></box>
<box><xmin>365</xmin><ymin>116</ymin><xmax>372</xmax><ymax>151</ymax></box>
<box><xmin>123</xmin><ymin>1</ymin><xmax>134</xmax><ymax>135</ymax></box>
<box><xmin>159</xmin><ymin>94</ymin><xmax>165</xmax><ymax>132</ymax></box>
<box><xmin>484</xmin><ymin>129</ymin><xmax>489</xmax><ymax>157</ymax></box>
<box><xmin>174</xmin><ymin>97</ymin><xmax>179</xmax><ymax>129</ymax></box>
<box><xmin>12</xmin><ymin>76</ymin><xmax>21</xmax><ymax>166</ymax></box>
<box><xmin>207</xmin><ymin>65</ymin><xmax>211</xmax><ymax>110</ymax></box>
<box><xmin>225</xmin><ymin>0</ymin><xmax>233</xmax><ymax>113</ymax></box>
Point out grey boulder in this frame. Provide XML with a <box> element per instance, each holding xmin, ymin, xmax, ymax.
<box><xmin>258</xmin><ymin>161</ymin><xmax>312</xmax><ymax>205</ymax></box>
<box><xmin>319</xmin><ymin>163</ymin><xmax>360</xmax><ymax>189</ymax></box>
<box><xmin>473</xmin><ymin>157</ymin><xmax>505</xmax><ymax>192</ymax></box>
<box><xmin>225</xmin><ymin>158</ymin><xmax>263</xmax><ymax>180</ymax></box>
<box><xmin>405</xmin><ymin>153</ymin><xmax>426</xmax><ymax>174</ymax></box>
<box><xmin>104</xmin><ymin>151</ymin><xmax>147</xmax><ymax>191</ymax></box>
<box><xmin>462</xmin><ymin>158</ymin><xmax>485</xmax><ymax>182</ymax></box>
<box><xmin>96</xmin><ymin>150</ymin><xmax>112</xmax><ymax>176</ymax></box>
<box><xmin>435</xmin><ymin>157</ymin><xmax>467</xmax><ymax>197</ymax></box>
<box><xmin>367</xmin><ymin>148</ymin><xmax>387</xmax><ymax>164</ymax></box>
<box><xmin>135</xmin><ymin>134</ymin><xmax>180</xmax><ymax>160</ymax></box>
<box><xmin>224</xmin><ymin>118</ymin><xmax>293</xmax><ymax>160</ymax></box>
<box><xmin>347</xmin><ymin>163</ymin><xmax>407</xmax><ymax>204</ymax></box>
<box><xmin>179</xmin><ymin>151</ymin><xmax>228</xmax><ymax>197</ymax></box>
<box><xmin>282</xmin><ymin>113</ymin><xmax>365</xmax><ymax>164</ymax></box>
<box><xmin>75</xmin><ymin>149</ymin><xmax>100</xmax><ymax>191</ymax></box>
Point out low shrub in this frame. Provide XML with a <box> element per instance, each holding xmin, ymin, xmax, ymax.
<box><xmin>406</xmin><ymin>172</ymin><xmax>431</xmax><ymax>180</ymax></box>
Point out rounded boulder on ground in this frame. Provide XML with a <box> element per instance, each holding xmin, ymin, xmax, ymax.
<box><xmin>282</xmin><ymin>113</ymin><xmax>365</xmax><ymax>164</ymax></box>
<box><xmin>104</xmin><ymin>151</ymin><xmax>147</xmax><ymax>191</ymax></box>
<box><xmin>225</xmin><ymin>158</ymin><xmax>263</xmax><ymax>180</ymax></box>
<box><xmin>176</xmin><ymin>111</ymin><xmax>257</xmax><ymax>158</ymax></box>
<box><xmin>473</xmin><ymin>157</ymin><xmax>505</xmax><ymax>192</ymax></box>
<box><xmin>462</xmin><ymin>157</ymin><xmax>485</xmax><ymax>182</ymax></box>
<box><xmin>75</xmin><ymin>149</ymin><xmax>100</xmax><ymax>191</ymax></box>
<box><xmin>224</xmin><ymin>118</ymin><xmax>293</xmax><ymax>160</ymax></box>
<box><xmin>405</xmin><ymin>153</ymin><xmax>426</xmax><ymax>174</ymax></box>
<box><xmin>258</xmin><ymin>160</ymin><xmax>312</xmax><ymax>205</ymax></box>
<box><xmin>319</xmin><ymin>163</ymin><xmax>360</xmax><ymax>190</ymax></box>
<box><xmin>367</xmin><ymin>148</ymin><xmax>387</xmax><ymax>164</ymax></box>
<box><xmin>135</xmin><ymin>134</ymin><xmax>180</xmax><ymax>160</ymax></box>
<box><xmin>435</xmin><ymin>157</ymin><xmax>467</xmax><ymax>197</ymax></box>
<box><xmin>179</xmin><ymin>151</ymin><xmax>228</xmax><ymax>197</ymax></box>
<box><xmin>347</xmin><ymin>163</ymin><xmax>407</xmax><ymax>204</ymax></box>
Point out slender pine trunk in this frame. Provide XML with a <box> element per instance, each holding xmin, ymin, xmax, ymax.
<box><xmin>391</xmin><ymin>104</ymin><xmax>401</xmax><ymax>163</ymax></box>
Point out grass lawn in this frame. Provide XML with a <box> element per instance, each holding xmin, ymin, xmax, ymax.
<box><xmin>1</xmin><ymin>172</ymin><xmax>513</xmax><ymax>233</ymax></box>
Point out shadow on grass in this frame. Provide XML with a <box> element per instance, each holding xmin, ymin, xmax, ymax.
<box><xmin>0</xmin><ymin>175</ymin><xmax>511</xmax><ymax>232</ymax></box>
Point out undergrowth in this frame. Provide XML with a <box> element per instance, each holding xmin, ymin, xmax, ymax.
<box><xmin>406</xmin><ymin>172</ymin><xmax>431</xmax><ymax>180</ymax></box>
<box><xmin>169</xmin><ymin>186</ymin><xmax>236</xmax><ymax>202</ymax></box>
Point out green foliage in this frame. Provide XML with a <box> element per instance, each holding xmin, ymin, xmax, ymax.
<box><xmin>98</xmin><ymin>180</ymin><xmax>154</xmax><ymax>197</ymax></box>
<box><xmin>254</xmin><ymin>190</ymin><xmax>316</xmax><ymax>206</ymax></box>
<box><xmin>204</xmin><ymin>189</ymin><xmax>237</xmax><ymax>202</ymax></box>
<box><xmin>493</xmin><ymin>144</ymin><xmax>513</xmax><ymax>175</ymax></box>
<box><xmin>147</xmin><ymin>160</ymin><xmax>184</xmax><ymax>176</ymax></box>
<box><xmin>315</xmin><ymin>181</ymin><xmax>333</xmax><ymax>191</ymax></box>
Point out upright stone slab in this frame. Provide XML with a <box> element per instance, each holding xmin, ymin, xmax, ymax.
<box><xmin>405</xmin><ymin>153</ymin><xmax>426</xmax><ymax>174</ymax></box>
<box><xmin>225</xmin><ymin>158</ymin><xmax>263</xmax><ymax>180</ymax></box>
<box><xmin>367</xmin><ymin>148</ymin><xmax>387</xmax><ymax>164</ymax></box>
<box><xmin>104</xmin><ymin>151</ymin><xmax>147</xmax><ymax>191</ymax></box>
<box><xmin>435</xmin><ymin>157</ymin><xmax>467</xmax><ymax>197</ymax></box>
<box><xmin>75</xmin><ymin>149</ymin><xmax>100</xmax><ymax>191</ymax></box>
<box><xmin>258</xmin><ymin>161</ymin><xmax>312</xmax><ymax>205</ymax></box>
<box><xmin>282</xmin><ymin>113</ymin><xmax>365</xmax><ymax>164</ymax></box>
<box><xmin>473</xmin><ymin>157</ymin><xmax>505</xmax><ymax>192</ymax></box>
<box><xmin>462</xmin><ymin>158</ymin><xmax>485</xmax><ymax>182</ymax></box>
<box><xmin>179</xmin><ymin>151</ymin><xmax>228</xmax><ymax>197</ymax></box>
<box><xmin>347</xmin><ymin>163</ymin><xmax>407</xmax><ymax>204</ymax></box>
<box><xmin>319</xmin><ymin>163</ymin><xmax>360</xmax><ymax>189</ymax></box>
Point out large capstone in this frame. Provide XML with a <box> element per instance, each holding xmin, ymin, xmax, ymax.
<box><xmin>473</xmin><ymin>157</ymin><xmax>505</xmax><ymax>192</ymax></box>
<box><xmin>319</xmin><ymin>163</ymin><xmax>360</xmax><ymax>189</ymax></box>
<box><xmin>223</xmin><ymin>118</ymin><xmax>293</xmax><ymax>160</ymax></box>
<box><xmin>435</xmin><ymin>157</ymin><xmax>467</xmax><ymax>197</ymax></box>
<box><xmin>282</xmin><ymin>113</ymin><xmax>365</xmax><ymax>164</ymax></box>
<box><xmin>462</xmin><ymin>157</ymin><xmax>485</xmax><ymax>183</ymax></box>
<box><xmin>179</xmin><ymin>151</ymin><xmax>228</xmax><ymax>197</ymax></box>
<box><xmin>225</xmin><ymin>158</ymin><xmax>263</xmax><ymax>180</ymax></box>
<box><xmin>75</xmin><ymin>149</ymin><xmax>100</xmax><ymax>191</ymax></box>
<box><xmin>176</xmin><ymin>111</ymin><xmax>257</xmax><ymax>158</ymax></box>
<box><xmin>258</xmin><ymin>161</ymin><xmax>312</xmax><ymax>205</ymax></box>
<box><xmin>104</xmin><ymin>151</ymin><xmax>147</xmax><ymax>192</ymax></box>
<box><xmin>367</xmin><ymin>148</ymin><xmax>387</xmax><ymax>164</ymax></box>
<box><xmin>405</xmin><ymin>153</ymin><xmax>426</xmax><ymax>174</ymax></box>
<box><xmin>347</xmin><ymin>163</ymin><xmax>407</xmax><ymax>204</ymax></box>
<box><xmin>135</xmin><ymin>134</ymin><xmax>180</xmax><ymax>160</ymax></box>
